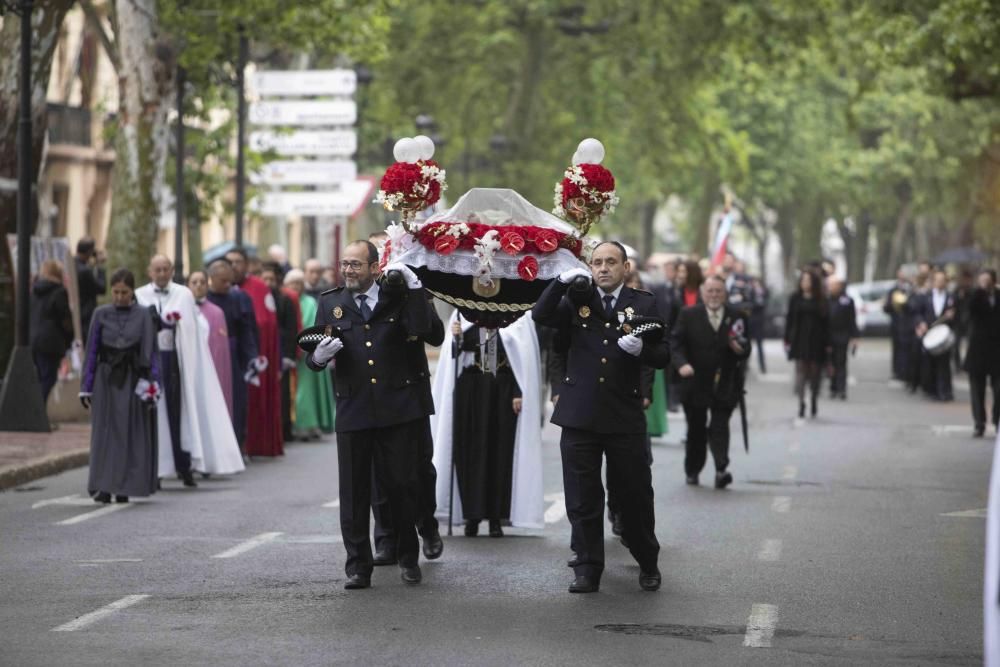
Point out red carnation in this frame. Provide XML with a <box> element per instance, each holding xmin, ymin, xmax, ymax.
<box><xmin>434</xmin><ymin>234</ymin><xmax>460</xmax><ymax>255</ymax></box>
<box><xmin>579</xmin><ymin>163</ymin><xmax>615</xmax><ymax>192</ymax></box>
<box><xmin>517</xmin><ymin>256</ymin><xmax>539</xmax><ymax>281</ymax></box>
<box><xmin>533</xmin><ymin>229</ymin><xmax>559</xmax><ymax>253</ymax></box>
<box><xmin>500</xmin><ymin>231</ymin><xmax>525</xmax><ymax>256</ymax></box>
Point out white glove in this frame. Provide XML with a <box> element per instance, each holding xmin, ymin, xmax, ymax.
<box><xmin>383</xmin><ymin>262</ymin><xmax>422</xmax><ymax>289</ymax></box>
<box><xmin>281</xmin><ymin>357</ymin><xmax>296</xmax><ymax>371</ymax></box>
<box><xmin>558</xmin><ymin>267</ymin><xmax>592</xmax><ymax>284</ymax></box>
<box><xmin>312</xmin><ymin>336</ymin><xmax>343</xmax><ymax>365</ymax></box>
<box><xmin>617</xmin><ymin>334</ymin><xmax>643</xmax><ymax>357</ymax></box>
<box><xmin>243</xmin><ymin>356</ymin><xmax>269</xmax><ymax>386</ymax></box>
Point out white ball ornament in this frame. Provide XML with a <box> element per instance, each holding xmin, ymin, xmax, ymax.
<box><xmin>393</xmin><ymin>137</ymin><xmax>420</xmax><ymax>163</ymax></box>
<box><xmin>571</xmin><ymin>151</ymin><xmax>583</xmax><ymax>165</ymax></box>
<box><xmin>576</xmin><ymin>138</ymin><xmax>605</xmax><ymax>164</ymax></box>
<box><xmin>413</xmin><ymin>135</ymin><xmax>435</xmax><ymax>161</ymax></box>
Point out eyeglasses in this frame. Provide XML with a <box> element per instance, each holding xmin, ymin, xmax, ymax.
<box><xmin>339</xmin><ymin>260</ymin><xmax>370</xmax><ymax>270</ymax></box>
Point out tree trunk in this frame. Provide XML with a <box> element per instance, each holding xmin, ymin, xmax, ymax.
<box><xmin>886</xmin><ymin>195</ymin><xmax>912</xmax><ymax>274</ymax></box>
<box><xmin>689</xmin><ymin>170</ymin><xmax>717</xmax><ymax>257</ymax></box>
<box><xmin>640</xmin><ymin>198</ymin><xmax>656</xmax><ymax>260</ymax></box>
<box><xmin>104</xmin><ymin>0</ymin><xmax>175</xmax><ymax>281</ymax></box>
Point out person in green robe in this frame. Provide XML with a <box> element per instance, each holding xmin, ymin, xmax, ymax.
<box><xmin>284</xmin><ymin>270</ymin><xmax>335</xmax><ymax>437</ymax></box>
<box><xmin>646</xmin><ymin>369</ymin><xmax>669</xmax><ymax>436</ymax></box>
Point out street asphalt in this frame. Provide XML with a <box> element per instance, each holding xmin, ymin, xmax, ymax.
<box><xmin>0</xmin><ymin>339</ymin><xmax>989</xmax><ymax>666</ymax></box>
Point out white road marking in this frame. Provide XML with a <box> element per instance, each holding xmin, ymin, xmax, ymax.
<box><xmin>283</xmin><ymin>535</ymin><xmax>344</xmax><ymax>544</ymax></box>
<box><xmin>757</xmin><ymin>539</ymin><xmax>782</xmax><ymax>562</ymax></box>
<box><xmin>75</xmin><ymin>559</ymin><xmax>143</xmax><ymax>564</ymax></box>
<box><xmin>743</xmin><ymin>603</ymin><xmax>778</xmax><ymax>647</ymax></box>
<box><xmin>788</xmin><ymin>441</ymin><xmax>801</xmax><ymax>454</ymax></box>
<box><xmin>771</xmin><ymin>496</ymin><xmax>791</xmax><ymax>513</ymax></box>
<box><xmin>755</xmin><ymin>373</ymin><xmax>791</xmax><ymax>384</ymax></box>
<box><xmin>782</xmin><ymin>465</ymin><xmax>798</xmax><ymax>481</ymax></box>
<box><xmin>51</xmin><ymin>594</ymin><xmax>150</xmax><ymax>632</ymax></box>
<box><xmin>56</xmin><ymin>504</ymin><xmax>132</xmax><ymax>526</ymax></box>
<box><xmin>544</xmin><ymin>492</ymin><xmax>566</xmax><ymax>524</ymax></box>
<box><xmin>792</xmin><ymin>418</ymin><xmax>804</xmax><ymax>429</ymax></box>
<box><xmin>32</xmin><ymin>494</ymin><xmax>94</xmax><ymax>509</ymax></box>
<box><xmin>212</xmin><ymin>532</ymin><xmax>283</xmax><ymax>559</ymax></box>
<box><xmin>941</xmin><ymin>508</ymin><xmax>987</xmax><ymax>518</ymax></box>
<box><xmin>322</xmin><ymin>499</ymin><xmax>340</xmax><ymax>508</ymax></box>
<box><xmin>931</xmin><ymin>425</ymin><xmax>974</xmax><ymax>436</ymax></box>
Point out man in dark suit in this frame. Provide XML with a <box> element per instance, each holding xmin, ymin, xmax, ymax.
<box><xmin>74</xmin><ymin>237</ymin><xmax>106</xmax><ymax>344</ymax></box>
<box><xmin>826</xmin><ymin>277</ymin><xmax>859</xmax><ymax>400</ymax></box>
<box><xmin>533</xmin><ymin>241</ymin><xmax>669</xmax><ymax>594</ymax></box>
<box><xmin>883</xmin><ymin>269</ymin><xmax>913</xmax><ymax>381</ymax></box>
<box><xmin>966</xmin><ymin>269</ymin><xmax>1000</xmax><ymax>437</ymax></box>
<box><xmin>307</xmin><ymin>240</ymin><xmax>441</xmax><ymax>589</ymax></box>
<box><xmin>671</xmin><ymin>275</ymin><xmax>751</xmax><ymax>489</ymax></box>
<box><xmin>916</xmin><ymin>269</ymin><xmax>956</xmax><ymax>401</ymax></box>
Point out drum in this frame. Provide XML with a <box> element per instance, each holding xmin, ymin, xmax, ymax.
<box><xmin>922</xmin><ymin>323</ymin><xmax>955</xmax><ymax>356</ymax></box>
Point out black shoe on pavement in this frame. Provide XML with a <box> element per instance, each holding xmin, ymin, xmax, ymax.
<box><xmin>685</xmin><ymin>476</ymin><xmax>699</xmax><ymax>486</ymax></box>
<box><xmin>715</xmin><ymin>471</ymin><xmax>733</xmax><ymax>489</ymax></box>
<box><xmin>488</xmin><ymin>520</ymin><xmax>504</xmax><ymax>538</ymax></box>
<box><xmin>422</xmin><ymin>531</ymin><xmax>444</xmax><ymax>560</ymax></box>
<box><xmin>343</xmin><ymin>574</ymin><xmax>371</xmax><ymax>590</ymax></box>
<box><xmin>975</xmin><ymin>425</ymin><xmax>986</xmax><ymax>438</ymax></box>
<box><xmin>639</xmin><ymin>569</ymin><xmax>662</xmax><ymax>591</ymax></box>
<box><xmin>569</xmin><ymin>575</ymin><xmax>599</xmax><ymax>594</ymax></box>
<box><xmin>373</xmin><ymin>548</ymin><xmax>397</xmax><ymax>566</ymax></box>
<box><xmin>400</xmin><ymin>565</ymin><xmax>422</xmax><ymax>585</ymax></box>
<box><xmin>567</xmin><ymin>554</ymin><xmax>580</xmax><ymax>568</ymax></box>
<box><xmin>464</xmin><ymin>520</ymin><xmax>479</xmax><ymax>537</ymax></box>
<box><xmin>93</xmin><ymin>491</ymin><xmax>111</xmax><ymax>504</ymax></box>
<box><xmin>798</xmin><ymin>401</ymin><xmax>806</xmax><ymax>418</ymax></box>
<box><xmin>611</xmin><ymin>513</ymin><xmax>624</xmax><ymax>537</ymax></box>
<box><xmin>115</xmin><ymin>495</ymin><xmax>129</xmax><ymax>503</ymax></box>
<box><xmin>180</xmin><ymin>471</ymin><xmax>198</xmax><ymax>488</ymax></box>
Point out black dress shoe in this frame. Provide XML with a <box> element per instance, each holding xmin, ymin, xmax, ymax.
<box><xmin>464</xmin><ymin>520</ymin><xmax>479</xmax><ymax>537</ymax></box>
<box><xmin>567</xmin><ymin>555</ymin><xmax>580</xmax><ymax>568</ymax></box>
<box><xmin>488</xmin><ymin>520</ymin><xmax>504</xmax><ymax>538</ymax></box>
<box><xmin>975</xmin><ymin>425</ymin><xmax>986</xmax><ymax>438</ymax></box>
<box><xmin>115</xmin><ymin>495</ymin><xmax>129</xmax><ymax>503</ymax></box>
<box><xmin>343</xmin><ymin>574</ymin><xmax>371</xmax><ymax>590</ymax></box>
<box><xmin>373</xmin><ymin>548</ymin><xmax>397</xmax><ymax>566</ymax></box>
<box><xmin>180</xmin><ymin>471</ymin><xmax>198</xmax><ymax>488</ymax></box>
<box><xmin>422</xmin><ymin>532</ymin><xmax>444</xmax><ymax>560</ymax></box>
<box><xmin>685</xmin><ymin>476</ymin><xmax>699</xmax><ymax>486</ymax></box>
<box><xmin>715</xmin><ymin>471</ymin><xmax>733</xmax><ymax>489</ymax></box>
<box><xmin>611</xmin><ymin>513</ymin><xmax>624</xmax><ymax>537</ymax></box>
<box><xmin>568</xmin><ymin>575</ymin><xmax>599</xmax><ymax>594</ymax></box>
<box><xmin>93</xmin><ymin>491</ymin><xmax>111</xmax><ymax>504</ymax></box>
<box><xmin>400</xmin><ymin>564</ymin><xmax>422</xmax><ymax>585</ymax></box>
<box><xmin>639</xmin><ymin>569</ymin><xmax>662</xmax><ymax>591</ymax></box>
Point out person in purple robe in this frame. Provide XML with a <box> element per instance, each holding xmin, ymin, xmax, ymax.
<box><xmin>188</xmin><ymin>270</ymin><xmax>233</xmax><ymax>420</ymax></box>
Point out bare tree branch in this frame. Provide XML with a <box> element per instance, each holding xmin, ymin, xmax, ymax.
<box><xmin>80</xmin><ymin>0</ymin><xmax>121</xmax><ymax>71</ymax></box>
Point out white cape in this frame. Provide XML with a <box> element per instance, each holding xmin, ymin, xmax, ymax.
<box><xmin>431</xmin><ymin>310</ymin><xmax>544</xmax><ymax>529</ymax></box>
<box><xmin>136</xmin><ymin>283</ymin><xmax>244</xmax><ymax>476</ymax></box>
<box><xmin>986</xmin><ymin>429</ymin><xmax>1000</xmax><ymax>666</ymax></box>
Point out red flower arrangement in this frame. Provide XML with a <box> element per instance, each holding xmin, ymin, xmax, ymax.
<box><xmin>517</xmin><ymin>256</ymin><xmax>539</xmax><ymax>281</ymax></box>
<box><xmin>416</xmin><ymin>222</ymin><xmax>582</xmax><ymax>258</ymax></box>
<box><xmin>376</xmin><ymin>160</ymin><xmax>447</xmax><ymax>212</ymax></box>
<box><xmin>500</xmin><ymin>231</ymin><xmax>525</xmax><ymax>256</ymax></box>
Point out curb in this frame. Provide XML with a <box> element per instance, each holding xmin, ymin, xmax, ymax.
<box><xmin>0</xmin><ymin>449</ymin><xmax>90</xmax><ymax>491</ymax></box>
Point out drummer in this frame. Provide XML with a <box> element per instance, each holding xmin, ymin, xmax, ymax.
<box><xmin>916</xmin><ymin>269</ymin><xmax>957</xmax><ymax>402</ymax></box>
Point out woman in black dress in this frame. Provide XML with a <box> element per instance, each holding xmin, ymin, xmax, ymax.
<box><xmin>784</xmin><ymin>269</ymin><xmax>830</xmax><ymax>418</ymax></box>
<box><xmin>450</xmin><ymin>320</ymin><xmax>522</xmax><ymax>538</ymax></box>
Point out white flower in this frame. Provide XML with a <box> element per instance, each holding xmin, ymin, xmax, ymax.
<box><xmin>384</xmin><ymin>223</ymin><xmax>414</xmax><ymax>256</ymax></box>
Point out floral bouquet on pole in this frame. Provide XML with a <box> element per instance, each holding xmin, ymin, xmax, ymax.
<box><xmin>552</xmin><ymin>138</ymin><xmax>619</xmax><ymax>236</ymax></box>
<box><xmin>374</xmin><ymin>135</ymin><xmax>448</xmax><ymax>231</ymax></box>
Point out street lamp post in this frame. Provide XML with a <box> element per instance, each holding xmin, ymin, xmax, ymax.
<box><xmin>0</xmin><ymin>0</ymin><xmax>51</xmax><ymax>431</ymax></box>
<box><xmin>173</xmin><ymin>65</ymin><xmax>186</xmax><ymax>282</ymax></box>
<box><xmin>234</xmin><ymin>24</ymin><xmax>248</xmax><ymax>247</ymax></box>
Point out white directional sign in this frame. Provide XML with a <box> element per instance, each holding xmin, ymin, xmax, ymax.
<box><xmin>252</xmin><ymin>69</ymin><xmax>357</xmax><ymax>97</ymax></box>
<box><xmin>249</xmin><ymin>100</ymin><xmax>357</xmax><ymax>126</ymax></box>
<box><xmin>249</xmin><ymin>130</ymin><xmax>357</xmax><ymax>156</ymax></box>
<box><xmin>251</xmin><ymin>179</ymin><xmax>374</xmax><ymax>217</ymax></box>
<box><xmin>250</xmin><ymin>160</ymin><xmax>358</xmax><ymax>186</ymax></box>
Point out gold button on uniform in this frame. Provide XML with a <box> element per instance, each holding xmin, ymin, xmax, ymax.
<box><xmin>602</xmin><ymin>339</ymin><xmax>608</xmax><ymax>345</ymax></box>
<box><xmin>605</xmin><ymin>322</ymin><xmax>610</xmax><ymax>328</ymax></box>
<box><xmin>364</xmin><ymin>324</ymin><xmax>371</xmax><ymax>330</ymax></box>
<box><xmin>368</xmin><ymin>360</ymin><xmax>374</xmax><ymax>366</ymax></box>
<box><xmin>599</xmin><ymin>377</ymin><xmax>605</xmax><ymax>383</ymax></box>
<box><xmin>601</xmin><ymin>358</ymin><xmax>607</xmax><ymax>364</ymax></box>
<box><xmin>370</xmin><ymin>378</ymin><xmax>377</xmax><ymax>384</ymax></box>
<box><xmin>365</xmin><ymin>341</ymin><xmax>372</xmax><ymax>347</ymax></box>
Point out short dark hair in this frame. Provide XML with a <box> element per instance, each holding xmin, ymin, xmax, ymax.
<box><xmin>225</xmin><ymin>246</ymin><xmax>249</xmax><ymax>261</ymax></box>
<box><xmin>109</xmin><ymin>268</ymin><xmax>135</xmax><ymax>289</ymax></box>
<box><xmin>981</xmin><ymin>268</ymin><xmax>997</xmax><ymax>282</ymax></box>
<box><xmin>207</xmin><ymin>258</ymin><xmax>232</xmax><ymax>274</ymax></box>
<box><xmin>592</xmin><ymin>241</ymin><xmax>628</xmax><ymax>263</ymax></box>
<box><xmin>348</xmin><ymin>240</ymin><xmax>379</xmax><ymax>264</ymax></box>
<box><xmin>77</xmin><ymin>237</ymin><xmax>96</xmax><ymax>256</ymax></box>
<box><xmin>261</xmin><ymin>261</ymin><xmax>283</xmax><ymax>278</ymax></box>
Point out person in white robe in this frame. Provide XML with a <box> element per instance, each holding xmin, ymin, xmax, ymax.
<box><xmin>135</xmin><ymin>256</ymin><xmax>244</xmax><ymax>480</ymax></box>
<box><xmin>432</xmin><ymin>310</ymin><xmax>544</xmax><ymax>530</ymax></box>
<box><xmin>986</xmin><ymin>429</ymin><xmax>1000</xmax><ymax>666</ymax></box>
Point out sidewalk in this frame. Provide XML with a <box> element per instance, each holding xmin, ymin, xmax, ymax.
<box><xmin>0</xmin><ymin>423</ymin><xmax>90</xmax><ymax>491</ymax></box>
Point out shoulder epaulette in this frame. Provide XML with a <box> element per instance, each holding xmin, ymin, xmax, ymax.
<box><xmin>320</xmin><ymin>286</ymin><xmax>345</xmax><ymax>295</ymax></box>
<box><xmin>632</xmin><ymin>288</ymin><xmax>654</xmax><ymax>296</ymax></box>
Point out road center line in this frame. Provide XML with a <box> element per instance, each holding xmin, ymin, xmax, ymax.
<box><xmin>772</xmin><ymin>496</ymin><xmax>791</xmax><ymax>513</ymax></box>
<box><xmin>788</xmin><ymin>441</ymin><xmax>800</xmax><ymax>454</ymax></box>
<box><xmin>32</xmin><ymin>494</ymin><xmax>93</xmax><ymax>509</ymax></box>
<box><xmin>51</xmin><ymin>594</ymin><xmax>150</xmax><ymax>632</ymax></box>
<box><xmin>782</xmin><ymin>465</ymin><xmax>798</xmax><ymax>481</ymax></box>
<box><xmin>56</xmin><ymin>504</ymin><xmax>132</xmax><ymax>526</ymax></box>
<box><xmin>543</xmin><ymin>492</ymin><xmax>566</xmax><ymax>524</ymax></box>
<box><xmin>212</xmin><ymin>532</ymin><xmax>283</xmax><ymax>559</ymax></box>
<box><xmin>757</xmin><ymin>539</ymin><xmax>782</xmax><ymax>561</ymax></box>
<box><xmin>743</xmin><ymin>603</ymin><xmax>778</xmax><ymax>647</ymax></box>
<box><xmin>322</xmin><ymin>499</ymin><xmax>340</xmax><ymax>508</ymax></box>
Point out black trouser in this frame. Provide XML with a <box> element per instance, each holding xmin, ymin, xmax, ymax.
<box><xmin>606</xmin><ymin>435</ymin><xmax>652</xmax><ymax>519</ymax></box>
<box><xmin>560</xmin><ymin>427</ymin><xmax>659</xmax><ymax>580</ymax></box>
<box><xmin>929</xmin><ymin>352</ymin><xmax>953</xmax><ymax>400</ymax></box>
<box><xmin>755</xmin><ymin>335</ymin><xmax>766</xmax><ymax>374</ymax></box>
<box><xmin>892</xmin><ymin>332</ymin><xmax>913</xmax><ymax>382</ymax></box>
<box><xmin>33</xmin><ymin>351</ymin><xmax>61</xmax><ymax>404</ymax></box>
<box><xmin>372</xmin><ymin>419</ymin><xmax>439</xmax><ymax>553</ymax></box>
<box><xmin>830</xmin><ymin>342</ymin><xmax>849</xmax><ymax>396</ymax></box>
<box><xmin>337</xmin><ymin>420</ymin><xmax>422</xmax><ymax>577</ymax></box>
<box><xmin>682</xmin><ymin>401</ymin><xmax>734</xmax><ymax>477</ymax></box>
<box><xmin>970</xmin><ymin>371</ymin><xmax>1000</xmax><ymax>430</ymax></box>
<box><xmin>159</xmin><ymin>350</ymin><xmax>191</xmax><ymax>475</ymax></box>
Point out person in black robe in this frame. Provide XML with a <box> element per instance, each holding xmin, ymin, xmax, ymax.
<box><xmin>261</xmin><ymin>262</ymin><xmax>300</xmax><ymax>443</ymax></box>
<box><xmin>206</xmin><ymin>259</ymin><xmax>259</xmax><ymax>449</ymax></box>
<box><xmin>78</xmin><ymin>268</ymin><xmax>158</xmax><ymax>503</ymax></box>
<box><xmin>75</xmin><ymin>237</ymin><xmax>107</xmax><ymax>345</ymax></box>
<box><xmin>784</xmin><ymin>268</ymin><xmax>830</xmax><ymax>418</ymax></box>
<box><xmin>451</xmin><ymin>320</ymin><xmax>522</xmax><ymax>538</ymax></box>
<box><xmin>826</xmin><ymin>277</ymin><xmax>859</xmax><ymax>400</ymax></box>
<box><xmin>883</xmin><ymin>269</ymin><xmax>913</xmax><ymax>381</ymax></box>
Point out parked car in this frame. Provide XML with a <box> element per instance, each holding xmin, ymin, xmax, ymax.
<box><xmin>847</xmin><ymin>280</ymin><xmax>895</xmax><ymax>336</ymax></box>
